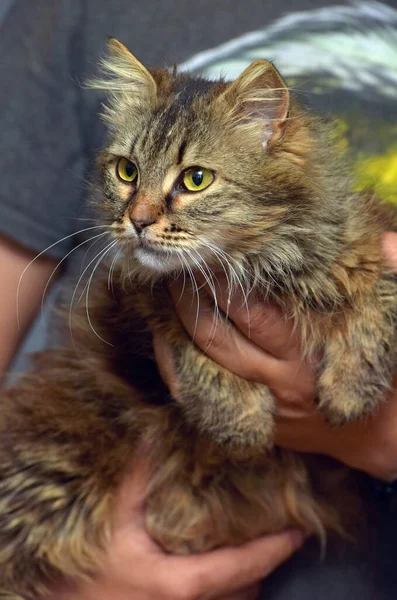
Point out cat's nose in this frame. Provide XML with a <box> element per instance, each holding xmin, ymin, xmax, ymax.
<box><xmin>129</xmin><ymin>201</ymin><xmax>157</xmax><ymax>234</ymax></box>
<box><xmin>130</xmin><ymin>215</ymin><xmax>156</xmax><ymax>234</ymax></box>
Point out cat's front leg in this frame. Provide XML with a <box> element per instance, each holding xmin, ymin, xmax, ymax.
<box><xmin>171</xmin><ymin>341</ymin><xmax>276</xmax><ymax>456</ymax></box>
<box><xmin>317</xmin><ymin>282</ymin><xmax>397</xmax><ymax>425</ymax></box>
<box><xmin>0</xmin><ymin>352</ymin><xmax>136</xmax><ymax>600</ymax></box>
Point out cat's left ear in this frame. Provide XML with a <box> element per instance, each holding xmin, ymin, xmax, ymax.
<box><xmin>88</xmin><ymin>38</ymin><xmax>157</xmax><ymax>103</ymax></box>
<box><xmin>218</xmin><ymin>60</ymin><xmax>289</xmax><ymax>149</ymax></box>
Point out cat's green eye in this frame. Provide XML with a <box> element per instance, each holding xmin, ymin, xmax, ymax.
<box><xmin>117</xmin><ymin>158</ymin><xmax>138</xmax><ymax>183</ymax></box>
<box><xmin>182</xmin><ymin>167</ymin><xmax>214</xmax><ymax>192</ymax></box>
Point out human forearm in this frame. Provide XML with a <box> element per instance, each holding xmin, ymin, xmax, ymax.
<box><xmin>0</xmin><ymin>235</ymin><xmax>57</xmax><ymax>381</ymax></box>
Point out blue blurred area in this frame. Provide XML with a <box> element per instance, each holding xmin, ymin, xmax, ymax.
<box><xmin>0</xmin><ymin>0</ymin><xmax>13</xmax><ymax>24</ymax></box>
<box><xmin>1</xmin><ymin>0</ymin><xmax>52</xmax><ymax>377</ymax></box>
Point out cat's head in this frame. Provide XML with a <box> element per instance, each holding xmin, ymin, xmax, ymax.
<box><xmin>90</xmin><ymin>39</ymin><xmax>321</xmax><ymax>280</ymax></box>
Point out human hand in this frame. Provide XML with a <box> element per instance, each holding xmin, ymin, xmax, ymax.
<box><xmin>156</xmin><ymin>233</ymin><xmax>397</xmax><ymax>482</ymax></box>
<box><xmin>48</xmin><ymin>459</ymin><xmax>305</xmax><ymax>600</ymax></box>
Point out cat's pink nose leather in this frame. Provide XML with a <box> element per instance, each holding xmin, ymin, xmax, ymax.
<box><xmin>129</xmin><ymin>200</ymin><xmax>158</xmax><ymax>233</ymax></box>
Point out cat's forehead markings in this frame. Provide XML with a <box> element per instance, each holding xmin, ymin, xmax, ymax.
<box><xmin>165</xmin><ymin>123</ymin><xmax>177</xmax><ymax>139</ymax></box>
<box><xmin>180</xmin><ymin>145</ymin><xmax>203</xmax><ymax>167</ymax></box>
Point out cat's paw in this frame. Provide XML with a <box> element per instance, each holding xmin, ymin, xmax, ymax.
<box><xmin>180</xmin><ymin>376</ymin><xmax>276</xmax><ymax>458</ymax></box>
<box><xmin>208</xmin><ymin>397</ymin><xmax>275</xmax><ymax>459</ymax></box>
<box><xmin>317</xmin><ymin>372</ymin><xmax>386</xmax><ymax>426</ymax></box>
<box><xmin>172</xmin><ymin>341</ymin><xmax>276</xmax><ymax>457</ymax></box>
<box><xmin>317</xmin><ymin>390</ymin><xmax>364</xmax><ymax>426</ymax></box>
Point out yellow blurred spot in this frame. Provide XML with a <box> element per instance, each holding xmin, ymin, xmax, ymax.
<box><xmin>329</xmin><ymin>118</ymin><xmax>349</xmax><ymax>153</ymax></box>
<box><xmin>355</xmin><ymin>149</ymin><xmax>397</xmax><ymax>205</ymax></box>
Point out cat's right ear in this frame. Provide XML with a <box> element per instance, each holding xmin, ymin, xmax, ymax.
<box><xmin>87</xmin><ymin>38</ymin><xmax>157</xmax><ymax>104</ymax></box>
<box><xmin>217</xmin><ymin>60</ymin><xmax>290</xmax><ymax>149</ymax></box>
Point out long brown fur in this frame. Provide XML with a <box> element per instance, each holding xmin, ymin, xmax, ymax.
<box><xmin>0</xmin><ymin>38</ymin><xmax>396</xmax><ymax>598</ymax></box>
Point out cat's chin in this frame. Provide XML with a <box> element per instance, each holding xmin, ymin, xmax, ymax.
<box><xmin>133</xmin><ymin>247</ymin><xmax>182</xmax><ymax>275</ymax></box>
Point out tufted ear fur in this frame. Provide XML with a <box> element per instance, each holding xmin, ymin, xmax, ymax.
<box><xmin>218</xmin><ymin>60</ymin><xmax>290</xmax><ymax>149</ymax></box>
<box><xmin>90</xmin><ymin>38</ymin><xmax>157</xmax><ymax>96</ymax></box>
<box><xmin>87</xmin><ymin>38</ymin><xmax>157</xmax><ymax>125</ymax></box>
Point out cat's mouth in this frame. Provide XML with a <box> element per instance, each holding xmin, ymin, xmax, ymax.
<box><xmin>135</xmin><ymin>231</ymin><xmax>198</xmax><ymax>255</ymax></box>
<box><xmin>127</xmin><ymin>231</ymin><xmax>219</xmax><ymax>276</ymax></box>
<box><xmin>135</xmin><ymin>238</ymin><xmax>183</xmax><ymax>257</ymax></box>
<box><xmin>133</xmin><ymin>237</ymin><xmax>222</xmax><ymax>279</ymax></box>
<box><xmin>136</xmin><ymin>240</ymin><xmax>164</xmax><ymax>253</ymax></box>
<box><xmin>133</xmin><ymin>239</ymin><xmax>188</xmax><ymax>273</ymax></box>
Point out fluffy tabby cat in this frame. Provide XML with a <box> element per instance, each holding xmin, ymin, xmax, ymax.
<box><xmin>0</xmin><ymin>38</ymin><xmax>397</xmax><ymax>599</ymax></box>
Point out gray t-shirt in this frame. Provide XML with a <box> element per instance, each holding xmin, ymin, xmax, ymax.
<box><xmin>2</xmin><ymin>0</ymin><xmax>396</xmax><ymax>259</ymax></box>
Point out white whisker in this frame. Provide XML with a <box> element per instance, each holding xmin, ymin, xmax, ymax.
<box><xmin>75</xmin><ymin>236</ymin><xmax>115</xmax><ymax>306</ymax></box>
<box><xmin>204</xmin><ymin>241</ymin><xmax>252</xmax><ymax>337</ymax></box>
<box><xmin>174</xmin><ymin>254</ymin><xmax>187</xmax><ymax>304</ymax></box>
<box><xmin>108</xmin><ymin>247</ymin><xmax>123</xmax><ymax>295</ymax></box>
<box><xmin>79</xmin><ymin>231</ymin><xmax>111</xmax><ymax>275</ymax></box>
<box><xmin>16</xmin><ymin>225</ymin><xmax>110</xmax><ymax>329</ymax></box>
<box><xmin>189</xmin><ymin>248</ymin><xmax>222</xmax><ymax>352</ymax></box>
<box><xmin>68</xmin><ymin>238</ymin><xmax>116</xmax><ymax>344</ymax></box>
<box><xmin>85</xmin><ymin>240</ymin><xmax>118</xmax><ymax>346</ymax></box>
<box><xmin>179</xmin><ymin>252</ymin><xmax>201</xmax><ymax>341</ymax></box>
<box><xmin>40</xmin><ymin>231</ymin><xmax>109</xmax><ymax>319</ymax></box>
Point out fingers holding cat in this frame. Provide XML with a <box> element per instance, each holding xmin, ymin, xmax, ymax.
<box><xmin>48</xmin><ymin>459</ymin><xmax>305</xmax><ymax>600</ymax></box>
<box><xmin>164</xmin><ymin>234</ymin><xmax>397</xmax><ymax>406</ymax></box>
<box><xmin>165</xmin><ymin>277</ymin><xmax>317</xmax><ymax>416</ymax></box>
<box><xmin>155</xmin><ymin>233</ymin><xmax>397</xmax><ymax>480</ymax></box>
<box><xmin>165</xmin><ymin>233</ymin><xmax>397</xmax><ymax>407</ymax></box>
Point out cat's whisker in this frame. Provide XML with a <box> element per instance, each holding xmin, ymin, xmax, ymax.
<box><xmin>204</xmin><ymin>240</ymin><xmax>249</xmax><ymax>283</ymax></box>
<box><xmin>187</xmin><ymin>250</ymin><xmax>218</xmax><ymax>306</ymax></box>
<box><xmin>211</xmin><ymin>245</ymin><xmax>250</xmax><ymax>298</ymax></box>
<box><xmin>120</xmin><ymin>252</ymin><xmax>129</xmax><ymax>291</ymax></box>
<box><xmin>204</xmin><ymin>242</ymin><xmax>252</xmax><ymax>337</ymax></box>
<box><xmin>196</xmin><ymin>251</ymin><xmax>225</xmax><ymax>340</ymax></box>
<box><xmin>204</xmin><ymin>244</ymin><xmax>236</xmax><ymax>322</ymax></box>
<box><xmin>75</xmin><ymin>236</ymin><xmax>116</xmax><ymax>306</ymax></box>
<box><xmin>68</xmin><ymin>237</ymin><xmax>116</xmax><ymax>344</ymax></box>
<box><xmin>200</xmin><ymin>261</ymin><xmax>223</xmax><ymax>338</ymax></box>
<box><xmin>201</xmin><ymin>243</ymin><xmax>236</xmax><ymax>326</ymax></box>
<box><xmin>80</xmin><ymin>230</ymin><xmax>113</xmax><ymax>276</ymax></box>
<box><xmin>65</xmin><ymin>216</ymin><xmax>102</xmax><ymax>223</ymax></box>
<box><xmin>16</xmin><ymin>225</ymin><xmax>111</xmax><ymax>330</ymax></box>
<box><xmin>85</xmin><ymin>240</ymin><xmax>118</xmax><ymax>347</ymax></box>
<box><xmin>120</xmin><ymin>250</ymin><xmax>134</xmax><ymax>292</ymax></box>
<box><xmin>40</xmin><ymin>232</ymin><xmax>109</xmax><ymax>321</ymax></box>
<box><xmin>108</xmin><ymin>247</ymin><xmax>123</xmax><ymax>297</ymax></box>
<box><xmin>188</xmin><ymin>249</ymin><xmax>221</xmax><ymax>352</ymax></box>
<box><xmin>174</xmin><ymin>254</ymin><xmax>187</xmax><ymax>306</ymax></box>
<box><xmin>212</xmin><ymin>245</ymin><xmax>250</xmax><ymax>287</ymax></box>
<box><xmin>108</xmin><ymin>250</ymin><xmax>117</xmax><ymax>291</ymax></box>
<box><xmin>179</xmin><ymin>252</ymin><xmax>201</xmax><ymax>341</ymax></box>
